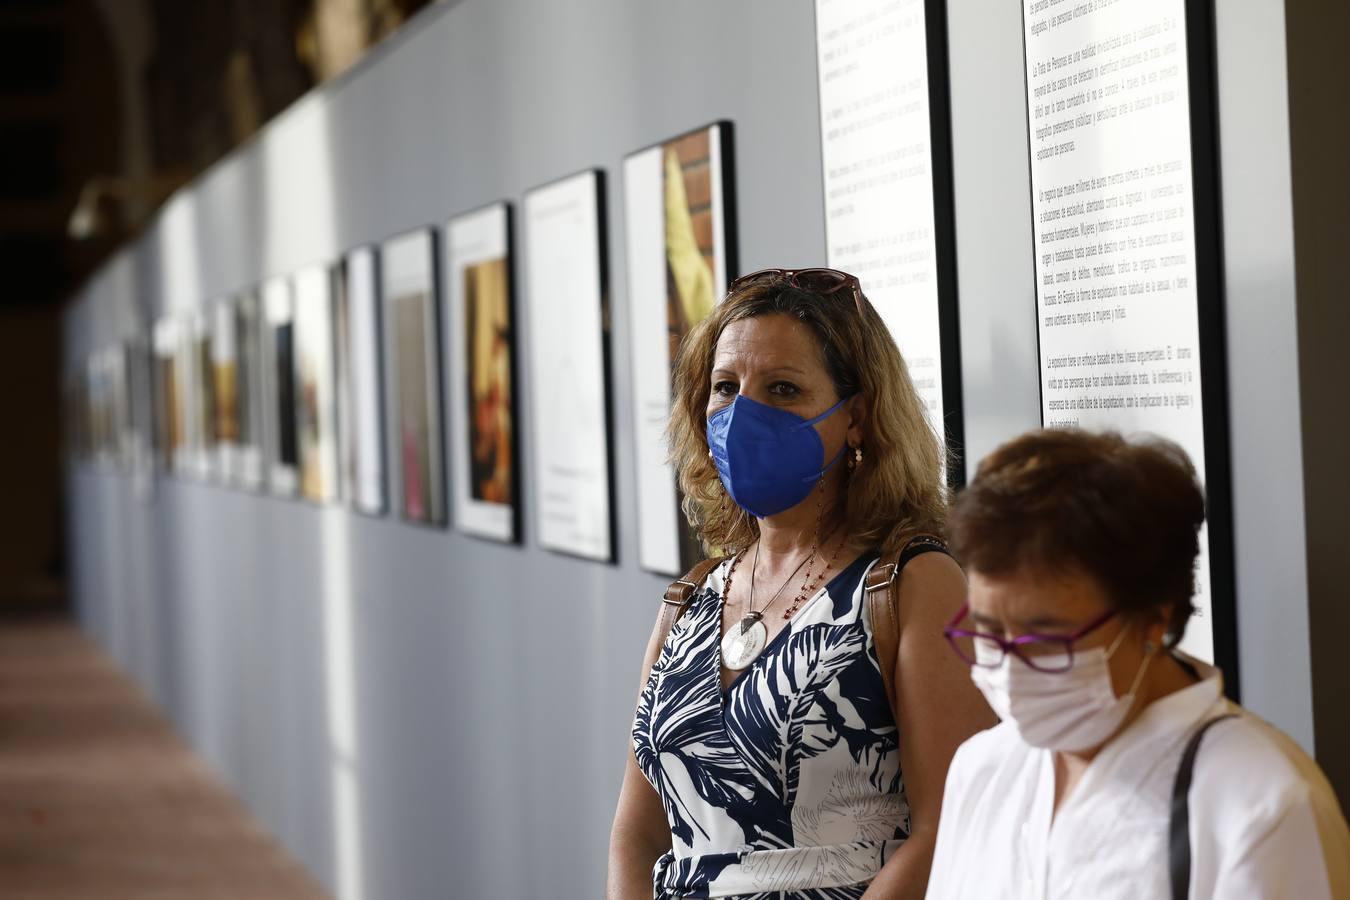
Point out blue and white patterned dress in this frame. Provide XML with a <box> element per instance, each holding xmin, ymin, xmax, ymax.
<box><xmin>632</xmin><ymin>552</ymin><xmax>909</xmax><ymax>899</ymax></box>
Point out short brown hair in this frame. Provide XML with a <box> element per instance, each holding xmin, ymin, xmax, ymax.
<box><xmin>948</xmin><ymin>429</ymin><xmax>1205</xmax><ymax>646</ymax></box>
<box><xmin>668</xmin><ymin>277</ymin><xmax>947</xmax><ymax>555</ymax></box>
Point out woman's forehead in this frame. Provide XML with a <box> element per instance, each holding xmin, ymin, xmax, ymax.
<box><xmin>713</xmin><ymin>315</ymin><xmax>823</xmax><ymax>369</ymax></box>
<box><xmin>968</xmin><ymin>568</ymin><xmax>1112</xmax><ymax>624</ymax></box>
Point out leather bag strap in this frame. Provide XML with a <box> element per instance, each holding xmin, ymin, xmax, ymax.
<box><xmin>1169</xmin><ymin>712</ymin><xmax>1239</xmax><ymax>900</ymax></box>
<box><xmin>864</xmin><ymin>533</ymin><xmax>949</xmax><ymax>713</ymax></box>
<box><xmin>657</xmin><ymin>556</ymin><xmax>727</xmax><ymax>645</ymax></box>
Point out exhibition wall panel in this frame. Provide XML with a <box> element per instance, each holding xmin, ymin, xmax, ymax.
<box><xmin>60</xmin><ymin>0</ymin><xmax>1324</xmax><ymax>896</ymax></box>
<box><xmin>63</xmin><ymin>2</ymin><xmax>830</xmax><ymax>898</ymax></box>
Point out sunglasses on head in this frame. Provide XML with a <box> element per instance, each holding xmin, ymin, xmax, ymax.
<box><xmin>728</xmin><ymin>267</ymin><xmax>866</xmax><ymax>314</ymax></box>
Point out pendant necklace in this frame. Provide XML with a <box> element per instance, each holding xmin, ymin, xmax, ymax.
<box><xmin>720</xmin><ymin>540</ymin><xmax>813</xmax><ymax>671</ymax></box>
<box><xmin>720</xmin><ymin>477</ymin><xmax>848</xmax><ymax>671</ymax></box>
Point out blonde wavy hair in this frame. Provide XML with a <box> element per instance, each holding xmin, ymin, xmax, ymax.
<box><xmin>669</xmin><ymin>276</ymin><xmax>948</xmax><ymax>557</ymax></box>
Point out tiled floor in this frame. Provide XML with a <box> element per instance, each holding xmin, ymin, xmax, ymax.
<box><xmin>0</xmin><ymin>612</ymin><xmax>330</xmax><ymax>899</ymax></box>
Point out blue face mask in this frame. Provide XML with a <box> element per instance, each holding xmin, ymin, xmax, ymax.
<box><xmin>706</xmin><ymin>394</ymin><xmax>850</xmax><ymax>519</ymax></box>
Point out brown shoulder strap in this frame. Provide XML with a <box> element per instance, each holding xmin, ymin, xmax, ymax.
<box><xmin>865</xmin><ymin>533</ymin><xmax>949</xmax><ymax>711</ymax></box>
<box><xmin>657</xmin><ymin>556</ymin><xmax>726</xmax><ymax>647</ymax></box>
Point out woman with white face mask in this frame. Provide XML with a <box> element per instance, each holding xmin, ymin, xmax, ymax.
<box><xmin>924</xmin><ymin>429</ymin><xmax>1350</xmax><ymax>899</ymax></box>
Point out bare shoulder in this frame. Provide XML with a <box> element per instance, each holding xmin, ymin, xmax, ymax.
<box><xmin>895</xmin><ymin>550</ymin><xmax>966</xmax><ymax>589</ymax></box>
<box><xmin>893</xmin><ymin>550</ymin><xmax>967</xmax><ymax>626</ymax></box>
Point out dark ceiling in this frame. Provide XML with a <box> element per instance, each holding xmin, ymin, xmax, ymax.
<box><xmin>0</xmin><ymin>0</ymin><xmax>428</xmax><ymax>609</ymax></box>
<box><xmin>0</xmin><ymin>0</ymin><xmax>431</xmax><ymax>312</ymax></box>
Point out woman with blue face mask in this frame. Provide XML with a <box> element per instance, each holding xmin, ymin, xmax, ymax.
<box><xmin>608</xmin><ymin>269</ymin><xmax>995</xmax><ymax>899</ymax></box>
<box><xmin>926</xmin><ymin>429</ymin><xmax>1350</xmax><ymax>899</ymax></box>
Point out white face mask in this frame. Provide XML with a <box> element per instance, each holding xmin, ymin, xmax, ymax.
<box><xmin>970</xmin><ymin>624</ymin><xmax>1153</xmax><ymax>752</ymax></box>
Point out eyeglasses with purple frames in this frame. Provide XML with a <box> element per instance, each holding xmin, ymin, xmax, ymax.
<box><xmin>728</xmin><ymin>267</ymin><xmax>866</xmax><ymax>314</ymax></box>
<box><xmin>942</xmin><ymin>604</ymin><xmax>1119</xmax><ymax>674</ymax></box>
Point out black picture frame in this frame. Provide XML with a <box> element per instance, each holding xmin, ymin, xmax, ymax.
<box><xmin>334</xmin><ymin>244</ymin><xmax>390</xmax><ymax>519</ymax></box>
<box><xmin>811</xmin><ymin>0</ymin><xmax>967</xmax><ymax>490</ymax></box>
<box><xmin>443</xmin><ymin>199</ymin><xmax>525</xmax><ymax>546</ymax></box>
<box><xmin>521</xmin><ymin>168</ymin><xmax>617</xmax><ymax>564</ymax></box>
<box><xmin>1017</xmin><ymin>0</ymin><xmax>1239</xmax><ymax>696</ymax></box>
<box><xmin>380</xmin><ymin>225</ymin><xmax>448</xmax><ymax>529</ymax></box>
<box><xmin>622</xmin><ymin>120</ymin><xmax>739</xmax><ymax>576</ymax></box>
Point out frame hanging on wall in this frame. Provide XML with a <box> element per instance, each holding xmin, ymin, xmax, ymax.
<box><xmin>293</xmin><ymin>263</ymin><xmax>341</xmax><ymax>505</ymax></box>
<box><xmin>151</xmin><ymin>316</ymin><xmax>182</xmax><ymax>474</ymax></box>
<box><xmin>522</xmin><ymin>169</ymin><xmax>616</xmax><ymax>563</ymax></box>
<box><xmin>381</xmin><ymin>227</ymin><xmax>447</xmax><ymax>528</ymax></box>
<box><xmin>623</xmin><ymin>121</ymin><xmax>738</xmax><ymax>576</ymax></box>
<box><xmin>335</xmin><ymin>245</ymin><xmax>388</xmax><ymax>517</ymax></box>
<box><xmin>231</xmin><ymin>289</ymin><xmax>267</xmax><ymax>491</ymax></box>
<box><xmin>1018</xmin><ymin>0</ymin><xmax>1237</xmax><ymax>685</ymax></box>
<box><xmin>186</xmin><ymin>309</ymin><xmax>216</xmax><ymax>482</ymax></box>
<box><xmin>445</xmin><ymin>202</ymin><xmax>522</xmax><ymax>545</ymax></box>
<box><xmin>262</xmin><ymin>276</ymin><xmax>300</xmax><ymax>498</ymax></box>
<box><xmin>813</xmin><ymin>0</ymin><xmax>966</xmax><ymax>488</ymax></box>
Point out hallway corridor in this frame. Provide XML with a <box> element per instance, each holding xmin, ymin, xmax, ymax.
<box><xmin>0</xmin><ymin>612</ymin><xmax>329</xmax><ymax>899</ymax></box>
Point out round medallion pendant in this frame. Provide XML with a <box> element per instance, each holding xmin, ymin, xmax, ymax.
<box><xmin>721</xmin><ymin>615</ymin><xmax>768</xmax><ymax>671</ymax></box>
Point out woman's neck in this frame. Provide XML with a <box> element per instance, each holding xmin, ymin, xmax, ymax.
<box><xmin>1051</xmin><ymin>652</ymin><xmax>1201</xmax><ymax>814</ymax></box>
<box><xmin>753</xmin><ymin>470</ymin><xmax>848</xmax><ymax>563</ymax></box>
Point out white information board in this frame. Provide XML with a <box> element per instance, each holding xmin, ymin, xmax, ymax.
<box><xmin>523</xmin><ymin>171</ymin><xmax>613</xmax><ymax>562</ymax></box>
<box><xmin>816</xmin><ymin>0</ymin><xmax>948</xmax><ymax>439</ymax></box>
<box><xmin>336</xmin><ymin>247</ymin><xmax>386</xmax><ymax>515</ymax></box>
<box><xmin>1023</xmin><ymin>0</ymin><xmax>1214</xmax><ymax>661</ymax></box>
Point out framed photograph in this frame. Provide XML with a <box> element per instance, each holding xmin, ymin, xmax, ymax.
<box><xmin>335</xmin><ymin>246</ymin><xmax>386</xmax><ymax>516</ymax></box>
<box><xmin>86</xmin><ymin>349</ymin><xmax>114</xmax><ymax>465</ymax></box>
<box><xmin>185</xmin><ymin>310</ymin><xmax>216</xmax><ymax>480</ymax></box>
<box><xmin>261</xmin><ymin>276</ymin><xmax>299</xmax><ymax>496</ymax></box>
<box><xmin>122</xmin><ymin>336</ymin><xmax>153</xmax><ymax>475</ymax></box>
<box><xmin>294</xmin><ymin>263</ymin><xmax>340</xmax><ymax>504</ymax></box>
<box><xmin>814</xmin><ymin>0</ymin><xmax>965</xmax><ymax>484</ymax></box>
<box><xmin>381</xmin><ymin>228</ymin><xmax>445</xmax><ymax>526</ymax></box>
<box><xmin>1019</xmin><ymin>0</ymin><xmax>1235</xmax><ymax>675</ymax></box>
<box><xmin>152</xmin><ymin>316</ymin><xmax>186</xmax><ymax>473</ymax></box>
<box><xmin>624</xmin><ymin>122</ymin><xmax>736</xmax><ymax>575</ymax></box>
<box><xmin>210</xmin><ymin>298</ymin><xmax>241</xmax><ymax>479</ymax></box>
<box><xmin>120</xmin><ymin>335</ymin><xmax>156</xmax><ymax>498</ymax></box>
<box><xmin>233</xmin><ymin>290</ymin><xmax>266</xmax><ymax>490</ymax></box>
<box><xmin>445</xmin><ymin>203</ymin><xmax>520</xmax><ymax>543</ymax></box>
<box><xmin>64</xmin><ymin>375</ymin><xmax>88</xmax><ymax>463</ymax></box>
<box><xmin>522</xmin><ymin>170</ymin><xmax>614</xmax><ymax>562</ymax></box>
<box><xmin>109</xmin><ymin>343</ymin><xmax>135</xmax><ymax>468</ymax></box>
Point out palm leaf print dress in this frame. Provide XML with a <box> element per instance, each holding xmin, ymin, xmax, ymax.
<box><xmin>632</xmin><ymin>552</ymin><xmax>911</xmax><ymax>899</ymax></box>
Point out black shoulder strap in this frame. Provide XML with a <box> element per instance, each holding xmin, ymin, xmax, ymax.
<box><xmin>1169</xmin><ymin>712</ymin><xmax>1239</xmax><ymax>900</ymax></box>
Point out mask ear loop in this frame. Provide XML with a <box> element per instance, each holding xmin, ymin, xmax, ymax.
<box><xmin>1104</xmin><ymin>621</ymin><xmax>1156</xmax><ymax>700</ymax></box>
<box><xmin>793</xmin><ymin>394</ymin><xmax>853</xmax><ymax>430</ymax></box>
<box><xmin>795</xmin><ymin>394</ymin><xmax>856</xmax><ymax>484</ymax></box>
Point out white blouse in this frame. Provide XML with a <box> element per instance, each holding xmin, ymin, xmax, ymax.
<box><xmin>926</xmin><ymin>658</ymin><xmax>1350</xmax><ymax>899</ymax></box>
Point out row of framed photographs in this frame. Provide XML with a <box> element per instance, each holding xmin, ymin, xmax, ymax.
<box><xmin>67</xmin><ymin>121</ymin><xmax>735</xmax><ymax>576</ymax></box>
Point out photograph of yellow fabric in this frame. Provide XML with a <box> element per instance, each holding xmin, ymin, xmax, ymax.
<box><xmin>624</xmin><ymin>122</ymin><xmax>735</xmax><ymax>574</ymax></box>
